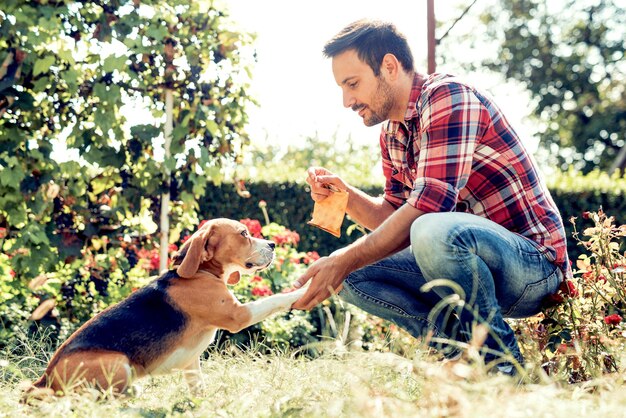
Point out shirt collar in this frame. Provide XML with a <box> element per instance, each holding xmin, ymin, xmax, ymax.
<box><xmin>384</xmin><ymin>73</ymin><xmax>426</xmax><ymax>140</ymax></box>
<box><xmin>404</xmin><ymin>73</ymin><xmax>426</xmax><ymax>121</ymax></box>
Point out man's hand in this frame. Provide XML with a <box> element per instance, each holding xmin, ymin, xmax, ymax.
<box><xmin>291</xmin><ymin>254</ymin><xmax>352</xmax><ymax>310</ymax></box>
<box><xmin>306</xmin><ymin>167</ymin><xmax>349</xmax><ymax>203</ymax></box>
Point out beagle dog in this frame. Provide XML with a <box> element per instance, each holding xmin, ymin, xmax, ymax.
<box><xmin>23</xmin><ymin>218</ymin><xmax>306</xmax><ymax>399</ymax></box>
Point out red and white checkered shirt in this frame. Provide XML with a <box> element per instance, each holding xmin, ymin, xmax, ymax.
<box><xmin>381</xmin><ymin>73</ymin><xmax>571</xmax><ymax>278</ymax></box>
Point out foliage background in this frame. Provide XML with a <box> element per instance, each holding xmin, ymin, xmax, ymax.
<box><xmin>438</xmin><ymin>0</ymin><xmax>626</xmax><ymax>174</ymax></box>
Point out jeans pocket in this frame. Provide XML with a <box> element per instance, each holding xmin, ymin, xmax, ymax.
<box><xmin>503</xmin><ymin>267</ymin><xmax>562</xmax><ymax>319</ymax></box>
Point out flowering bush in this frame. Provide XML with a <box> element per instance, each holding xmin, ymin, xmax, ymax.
<box><xmin>519</xmin><ymin>209</ymin><xmax>625</xmax><ymax>382</ymax></box>
<box><xmin>12</xmin><ymin>201</ymin><xmax>625</xmax><ymax>377</ymax></box>
<box><xmin>227</xmin><ymin>216</ymin><xmax>322</xmax><ymax>350</ymax></box>
<box><xmin>0</xmin><ymin>198</ymin><xmax>411</xmax><ymax>355</ymax></box>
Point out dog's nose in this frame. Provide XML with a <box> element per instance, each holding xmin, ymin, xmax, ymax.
<box><xmin>268</xmin><ymin>242</ymin><xmax>275</xmax><ymax>250</ymax></box>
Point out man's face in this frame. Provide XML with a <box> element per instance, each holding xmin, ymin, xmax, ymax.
<box><xmin>332</xmin><ymin>49</ymin><xmax>394</xmax><ymax>127</ymax></box>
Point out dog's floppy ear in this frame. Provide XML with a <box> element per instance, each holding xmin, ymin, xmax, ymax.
<box><xmin>227</xmin><ymin>271</ymin><xmax>240</xmax><ymax>285</ymax></box>
<box><xmin>176</xmin><ymin>224</ymin><xmax>214</xmax><ymax>278</ymax></box>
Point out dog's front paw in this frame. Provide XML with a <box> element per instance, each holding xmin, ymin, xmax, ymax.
<box><xmin>283</xmin><ymin>286</ymin><xmax>307</xmax><ymax>308</ymax></box>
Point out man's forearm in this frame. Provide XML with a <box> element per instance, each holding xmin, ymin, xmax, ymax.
<box><xmin>345</xmin><ymin>185</ymin><xmax>396</xmax><ymax>231</ymax></box>
<box><xmin>335</xmin><ymin>203</ymin><xmax>424</xmax><ymax>272</ymax></box>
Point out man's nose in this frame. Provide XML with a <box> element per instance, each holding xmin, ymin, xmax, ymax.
<box><xmin>342</xmin><ymin>90</ymin><xmax>355</xmax><ymax>108</ymax></box>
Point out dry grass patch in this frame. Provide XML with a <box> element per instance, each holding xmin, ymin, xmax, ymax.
<box><xmin>3</xmin><ymin>347</ymin><xmax>626</xmax><ymax>418</ymax></box>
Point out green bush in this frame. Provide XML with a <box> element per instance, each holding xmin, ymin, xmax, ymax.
<box><xmin>200</xmin><ymin>170</ymin><xmax>626</xmax><ymax>262</ymax></box>
<box><xmin>1</xmin><ymin>169</ymin><xmax>624</xmax><ymax>363</ymax></box>
<box><xmin>0</xmin><ymin>210</ymin><xmax>405</xmax><ymax>356</ymax></box>
<box><xmin>547</xmin><ymin>169</ymin><xmax>626</xmax><ymax>261</ymax></box>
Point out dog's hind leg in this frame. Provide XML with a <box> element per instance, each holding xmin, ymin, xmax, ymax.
<box><xmin>46</xmin><ymin>351</ymin><xmax>134</xmax><ymax>395</ymax></box>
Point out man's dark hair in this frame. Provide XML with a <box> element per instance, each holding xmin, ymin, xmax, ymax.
<box><xmin>323</xmin><ymin>19</ymin><xmax>415</xmax><ymax>76</ymax></box>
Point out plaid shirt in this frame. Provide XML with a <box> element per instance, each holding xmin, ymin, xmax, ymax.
<box><xmin>381</xmin><ymin>73</ymin><xmax>571</xmax><ymax>277</ymax></box>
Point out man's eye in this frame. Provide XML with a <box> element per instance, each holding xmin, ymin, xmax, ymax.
<box><xmin>348</xmin><ymin>82</ymin><xmax>358</xmax><ymax>88</ymax></box>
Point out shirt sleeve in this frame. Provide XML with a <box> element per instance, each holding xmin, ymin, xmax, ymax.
<box><xmin>407</xmin><ymin>82</ymin><xmax>488</xmax><ymax>213</ymax></box>
<box><xmin>380</xmin><ymin>126</ymin><xmax>410</xmax><ymax>209</ymax></box>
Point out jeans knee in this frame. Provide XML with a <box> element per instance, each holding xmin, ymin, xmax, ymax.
<box><xmin>338</xmin><ymin>272</ymin><xmax>360</xmax><ymax>304</ymax></box>
<box><xmin>410</xmin><ymin>213</ymin><xmax>438</xmax><ymax>245</ymax></box>
<box><xmin>411</xmin><ymin>213</ymin><xmax>459</xmax><ymax>267</ymax></box>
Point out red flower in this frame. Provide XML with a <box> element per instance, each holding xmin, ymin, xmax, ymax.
<box><xmin>240</xmin><ymin>218</ymin><xmax>263</xmax><ymax>238</ymax></box>
<box><xmin>582</xmin><ymin>211</ymin><xmax>591</xmax><ymax>219</ymax></box>
<box><xmin>136</xmin><ymin>248</ymin><xmax>161</xmax><ymax>271</ymax></box>
<box><xmin>272</xmin><ymin>230</ymin><xmax>300</xmax><ymax>246</ymax></box>
<box><xmin>198</xmin><ymin>220</ymin><xmax>208</xmax><ymax>229</ymax></box>
<box><xmin>150</xmin><ymin>250</ymin><xmax>160</xmax><ymax>271</ymax></box>
<box><xmin>251</xmin><ymin>275</ymin><xmax>263</xmax><ymax>282</ymax></box>
<box><xmin>546</xmin><ymin>279</ymin><xmax>579</xmax><ymax>304</ymax></box>
<box><xmin>168</xmin><ymin>243</ymin><xmax>178</xmax><ymax>252</ymax></box>
<box><xmin>251</xmin><ymin>284</ymin><xmax>273</xmax><ymax>296</ymax></box>
<box><xmin>556</xmin><ymin>343</ymin><xmax>569</xmax><ymax>354</ymax></box>
<box><xmin>9</xmin><ymin>269</ymin><xmax>16</xmax><ymax>278</ymax></box>
<box><xmin>562</xmin><ymin>279</ymin><xmax>579</xmax><ymax>298</ymax></box>
<box><xmin>0</xmin><ymin>227</ymin><xmax>7</xmax><ymax>239</ymax></box>
<box><xmin>304</xmin><ymin>251</ymin><xmax>320</xmax><ymax>264</ymax></box>
<box><xmin>604</xmin><ymin>314</ymin><xmax>622</xmax><ymax>326</ymax></box>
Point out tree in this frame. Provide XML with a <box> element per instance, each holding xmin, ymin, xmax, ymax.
<box><xmin>0</xmin><ymin>0</ymin><xmax>255</xmax><ymax>332</ymax></box>
<box><xmin>479</xmin><ymin>0</ymin><xmax>626</xmax><ymax>173</ymax></box>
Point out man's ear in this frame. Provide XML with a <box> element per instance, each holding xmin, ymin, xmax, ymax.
<box><xmin>227</xmin><ymin>271</ymin><xmax>240</xmax><ymax>285</ymax></box>
<box><xmin>381</xmin><ymin>53</ymin><xmax>400</xmax><ymax>80</ymax></box>
<box><xmin>176</xmin><ymin>225</ymin><xmax>214</xmax><ymax>278</ymax></box>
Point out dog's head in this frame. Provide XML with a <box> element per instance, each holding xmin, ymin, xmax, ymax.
<box><xmin>173</xmin><ymin>218</ymin><xmax>276</xmax><ymax>284</ymax></box>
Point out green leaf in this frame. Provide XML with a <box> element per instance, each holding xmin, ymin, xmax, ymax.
<box><xmin>146</xmin><ymin>25</ymin><xmax>168</xmax><ymax>42</ymax></box>
<box><xmin>93</xmin><ymin>83</ymin><xmax>108</xmax><ymax>101</ymax></box>
<box><xmin>164</xmin><ymin>157</ymin><xmax>176</xmax><ymax>173</ymax></box>
<box><xmin>63</xmin><ymin>68</ymin><xmax>79</xmax><ymax>91</ymax></box>
<box><xmin>33</xmin><ymin>55</ymin><xmax>56</xmax><ymax>76</ymax></box>
<box><xmin>103</xmin><ymin>55</ymin><xmax>128</xmax><ymax>72</ymax></box>
<box><xmin>32</xmin><ymin>78</ymin><xmax>50</xmax><ymax>93</ymax></box>
<box><xmin>206</xmin><ymin>120</ymin><xmax>219</xmax><ymax>135</ymax></box>
<box><xmin>0</xmin><ymin>159</ymin><xmax>25</xmax><ymax>189</ymax></box>
<box><xmin>172</xmin><ymin>124</ymin><xmax>187</xmax><ymax>142</ymax></box>
<box><xmin>131</xmin><ymin>124</ymin><xmax>161</xmax><ymax>141</ymax></box>
<box><xmin>57</xmin><ymin>48</ymin><xmax>76</xmax><ymax>65</ymax></box>
<box><xmin>25</xmin><ymin>224</ymin><xmax>49</xmax><ymax>246</ymax></box>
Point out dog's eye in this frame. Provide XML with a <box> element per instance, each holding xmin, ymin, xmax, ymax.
<box><xmin>240</xmin><ymin>230</ymin><xmax>248</xmax><ymax>238</ymax></box>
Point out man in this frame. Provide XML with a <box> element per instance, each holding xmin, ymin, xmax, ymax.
<box><xmin>292</xmin><ymin>19</ymin><xmax>571</xmax><ymax>373</ymax></box>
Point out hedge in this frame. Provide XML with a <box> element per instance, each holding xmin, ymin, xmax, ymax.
<box><xmin>200</xmin><ymin>173</ymin><xmax>625</xmax><ymax>264</ymax></box>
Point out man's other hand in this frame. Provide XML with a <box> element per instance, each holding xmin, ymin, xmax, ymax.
<box><xmin>306</xmin><ymin>167</ymin><xmax>348</xmax><ymax>203</ymax></box>
<box><xmin>291</xmin><ymin>254</ymin><xmax>349</xmax><ymax>310</ymax></box>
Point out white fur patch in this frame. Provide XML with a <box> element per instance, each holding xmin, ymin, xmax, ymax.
<box><xmin>151</xmin><ymin>330</ymin><xmax>217</xmax><ymax>374</ymax></box>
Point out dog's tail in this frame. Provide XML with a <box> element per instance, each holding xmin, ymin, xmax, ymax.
<box><xmin>19</xmin><ymin>376</ymin><xmax>55</xmax><ymax>403</ymax></box>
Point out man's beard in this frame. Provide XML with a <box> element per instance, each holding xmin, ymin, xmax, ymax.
<box><xmin>362</xmin><ymin>76</ymin><xmax>395</xmax><ymax>127</ymax></box>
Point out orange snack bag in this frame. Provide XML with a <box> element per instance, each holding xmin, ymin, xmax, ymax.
<box><xmin>307</xmin><ymin>186</ymin><xmax>349</xmax><ymax>238</ymax></box>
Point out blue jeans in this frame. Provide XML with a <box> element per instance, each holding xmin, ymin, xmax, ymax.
<box><xmin>339</xmin><ymin>212</ymin><xmax>562</xmax><ymax>365</ymax></box>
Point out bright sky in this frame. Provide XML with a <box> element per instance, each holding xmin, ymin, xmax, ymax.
<box><xmin>226</xmin><ymin>0</ymin><xmax>537</xmax><ymax>153</ymax></box>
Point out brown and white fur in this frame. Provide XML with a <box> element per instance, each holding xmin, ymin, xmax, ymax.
<box><xmin>22</xmin><ymin>218</ymin><xmax>306</xmax><ymax>399</ymax></box>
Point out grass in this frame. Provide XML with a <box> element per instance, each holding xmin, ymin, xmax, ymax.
<box><xmin>3</xmin><ymin>335</ymin><xmax>626</xmax><ymax>418</ymax></box>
